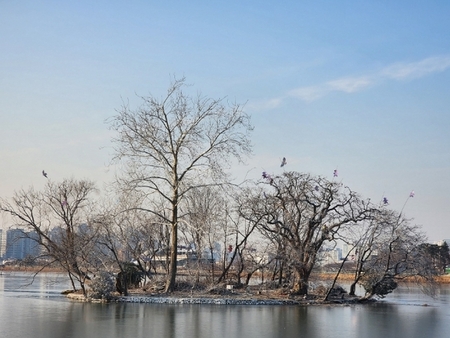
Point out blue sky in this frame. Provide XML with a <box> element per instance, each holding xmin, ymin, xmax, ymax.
<box><xmin>1</xmin><ymin>1</ymin><xmax>450</xmax><ymax>241</ymax></box>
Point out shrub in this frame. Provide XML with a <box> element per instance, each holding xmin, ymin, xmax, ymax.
<box><xmin>89</xmin><ymin>272</ymin><xmax>115</xmax><ymax>300</ymax></box>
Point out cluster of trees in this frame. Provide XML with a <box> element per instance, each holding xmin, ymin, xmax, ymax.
<box><xmin>1</xmin><ymin>79</ymin><xmax>448</xmax><ymax>300</ymax></box>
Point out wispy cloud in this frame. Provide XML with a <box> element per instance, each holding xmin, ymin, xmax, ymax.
<box><xmin>326</xmin><ymin>76</ymin><xmax>372</xmax><ymax>93</ymax></box>
<box><xmin>255</xmin><ymin>55</ymin><xmax>450</xmax><ymax>108</ymax></box>
<box><xmin>247</xmin><ymin>97</ymin><xmax>286</xmax><ymax>111</ymax></box>
<box><xmin>286</xmin><ymin>76</ymin><xmax>374</xmax><ymax>102</ymax></box>
<box><xmin>288</xmin><ymin>85</ymin><xmax>327</xmax><ymax>102</ymax></box>
<box><xmin>381</xmin><ymin>56</ymin><xmax>450</xmax><ymax>80</ymax></box>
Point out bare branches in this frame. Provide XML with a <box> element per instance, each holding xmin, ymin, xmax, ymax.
<box><xmin>239</xmin><ymin>171</ymin><xmax>373</xmax><ymax>295</ymax></box>
<box><xmin>108</xmin><ymin>78</ymin><xmax>252</xmax><ymax>292</ymax></box>
<box><xmin>0</xmin><ymin>178</ymin><xmax>98</xmax><ymax>296</ymax></box>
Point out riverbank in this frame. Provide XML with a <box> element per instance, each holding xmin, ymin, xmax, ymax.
<box><xmin>67</xmin><ymin>292</ymin><xmax>310</xmax><ymax>305</ymax></box>
<box><xmin>66</xmin><ymin>281</ymin><xmax>371</xmax><ymax>305</ymax></box>
<box><xmin>0</xmin><ymin>265</ymin><xmax>64</xmax><ymax>273</ymax></box>
<box><xmin>3</xmin><ymin>266</ymin><xmax>450</xmax><ymax>284</ymax></box>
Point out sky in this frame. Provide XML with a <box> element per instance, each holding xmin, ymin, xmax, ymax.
<box><xmin>1</xmin><ymin>1</ymin><xmax>450</xmax><ymax>242</ymax></box>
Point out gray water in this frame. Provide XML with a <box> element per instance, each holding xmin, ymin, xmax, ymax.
<box><xmin>1</xmin><ymin>272</ymin><xmax>449</xmax><ymax>338</ymax></box>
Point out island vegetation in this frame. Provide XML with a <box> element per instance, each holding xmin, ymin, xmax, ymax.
<box><xmin>1</xmin><ymin>78</ymin><xmax>449</xmax><ymax>304</ymax></box>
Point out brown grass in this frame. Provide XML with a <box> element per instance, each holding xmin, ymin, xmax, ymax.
<box><xmin>311</xmin><ymin>272</ymin><xmax>450</xmax><ymax>284</ymax></box>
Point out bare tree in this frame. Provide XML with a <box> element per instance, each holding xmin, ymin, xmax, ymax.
<box><xmin>0</xmin><ymin>178</ymin><xmax>98</xmax><ymax>296</ymax></box>
<box><xmin>336</xmin><ymin>215</ymin><xmax>386</xmax><ymax>296</ymax></box>
<box><xmin>92</xmin><ymin>192</ymin><xmax>165</xmax><ymax>295</ymax></box>
<box><xmin>180</xmin><ymin>185</ymin><xmax>227</xmax><ymax>285</ymax></box>
<box><xmin>240</xmin><ymin>171</ymin><xmax>373</xmax><ymax>295</ymax></box>
<box><xmin>419</xmin><ymin>242</ymin><xmax>450</xmax><ymax>275</ymax></box>
<box><xmin>108</xmin><ymin>78</ymin><xmax>252</xmax><ymax>292</ymax></box>
<box><xmin>216</xmin><ymin>187</ymin><xmax>261</xmax><ymax>284</ymax></box>
<box><xmin>236</xmin><ymin>240</ymin><xmax>273</xmax><ymax>286</ymax></box>
<box><xmin>358</xmin><ymin>211</ymin><xmax>437</xmax><ymax>299</ymax></box>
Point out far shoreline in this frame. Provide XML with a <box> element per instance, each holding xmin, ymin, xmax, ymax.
<box><xmin>2</xmin><ymin>265</ymin><xmax>450</xmax><ymax>284</ymax></box>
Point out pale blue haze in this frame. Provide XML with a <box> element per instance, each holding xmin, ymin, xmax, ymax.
<box><xmin>1</xmin><ymin>1</ymin><xmax>450</xmax><ymax>241</ymax></box>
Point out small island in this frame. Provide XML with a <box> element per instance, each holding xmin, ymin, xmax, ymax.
<box><xmin>1</xmin><ymin>80</ymin><xmax>449</xmax><ymax>306</ymax></box>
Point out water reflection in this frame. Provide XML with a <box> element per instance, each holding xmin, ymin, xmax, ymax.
<box><xmin>1</xmin><ymin>273</ymin><xmax>450</xmax><ymax>338</ymax></box>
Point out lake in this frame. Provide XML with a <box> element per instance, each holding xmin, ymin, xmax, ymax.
<box><xmin>1</xmin><ymin>272</ymin><xmax>449</xmax><ymax>338</ymax></box>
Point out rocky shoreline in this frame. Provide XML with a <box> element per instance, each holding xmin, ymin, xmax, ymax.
<box><xmin>66</xmin><ymin>288</ymin><xmax>364</xmax><ymax>305</ymax></box>
<box><xmin>66</xmin><ymin>292</ymin><xmax>345</xmax><ymax>305</ymax></box>
<box><xmin>115</xmin><ymin>295</ymin><xmax>303</xmax><ymax>305</ymax></box>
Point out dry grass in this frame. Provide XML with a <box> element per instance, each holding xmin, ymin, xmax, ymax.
<box><xmin>311</xmin><ymin>272</ymin><xmax>450</xmax><ymax>284</ymax></box>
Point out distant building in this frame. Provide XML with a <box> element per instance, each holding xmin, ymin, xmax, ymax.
<box><xmin>0</xmin><ymin>229</ymin><xmax>6</xmax><ymax>259</ymax></box>
<box><xmin>5</xmin><ymin>229</ymin><xmax>40</xmax><ymax>260</ymax></box>
<box><xmin>434</xmin><ymin>239</ymin><xmax>450</xmax><ymax>247</ymax></box>
<box><xmin>342</xmin><ymin>243</ymin><xmax>350</xmax><ymax>258</ymax></box>
<box><xmin>318</xmin><ymin>247</ymin><xmax>343</xmax><ymax>265</ymax></box>
<box><xmin>202</xmin><ymin>242</ymin><xmax>221</xmax><ymax>263</ymax></box>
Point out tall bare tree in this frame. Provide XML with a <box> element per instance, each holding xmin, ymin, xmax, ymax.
<box><xmin>109</xmin><ymin>78</ymin><xmax>252</xmax><ymax>292</ymax></box>
<box><xmin>240</xmin><ymin>171</ymin><xmax>373</xmax><ymax>295</ymax></box>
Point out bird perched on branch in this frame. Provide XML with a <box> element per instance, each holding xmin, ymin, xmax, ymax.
<box><xmin>42</xmin><ymin>170</ymin><xmax>48</xmax><ymax>178</ymax></box>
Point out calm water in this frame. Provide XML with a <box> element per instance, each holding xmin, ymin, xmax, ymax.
<box><xmin>1</xmin><ymin>272</ymin><xmax>449</xmax><ymax>338</ymax></box>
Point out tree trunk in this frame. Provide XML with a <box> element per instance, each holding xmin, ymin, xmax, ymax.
<box><xmin>217</xmin><ymin>246</ymin><xmax>238</xmax><ymax>283</ymax></box>
<box><xmin>292</xmin><ymin>266</ymin><xmax>310</xmax><ymax>295</ymax></box>
<box><xmin>292</xmin><ymin>280</ymin><xmax>309</xmax><ymax>295</ymax></box>
<box><xmin>165</xmin><ymin>222</ymin><xmax>178</xmax><ymax>292</ymax></box>
<box><xmin>165</xmin><ymin>177</ymin><xmax>180</xmax><ymax>292</ymax></box>
<box><xmin>277</xmin><ymin>261</ymin><xmax>284</xmax><ymax>286</ymax></box>
<box><xmin>349</xmin><ymin>282</ymin><xmax>357</xmax><ymax>296</ymax></box>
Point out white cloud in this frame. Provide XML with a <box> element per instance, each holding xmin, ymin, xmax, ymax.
<box><xmin>381</xmin><ymin>56</ymin><xmax>450</xmax><ymax>80</ymax></box>
<box><xmin>288</xmin><ymin>85</ymin><xmax>328</xmax><ymax>102</ymax></box>
<box><xmin>253</xmin><ymin>55</ymin><xmax>450</xmax><ymax>109</ymax></box>
<box><xmin>247</xmin><ymin>97</ymin><xmax>285</xmax><ymax>110</ymax></box>
<box><xmin>326</xmin><ymin>76</ymin><xmax>373</xmax><ymax>93</ymax></box>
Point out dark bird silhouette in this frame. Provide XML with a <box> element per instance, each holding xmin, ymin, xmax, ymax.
<box><xmin>42</xmin><ymin>170</ymin><xmax>48</xmax><ymax>178</ymax></box>
<box><xmin>280</xmin><ymin>157</ymin><xmax>287</xmax><ymax>167</ymax></box>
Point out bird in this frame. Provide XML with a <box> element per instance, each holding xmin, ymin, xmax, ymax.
<box><xmin>280</xmin><ymin>157</ymin><xmax>287</xmax><ymax>167</ymax></box>
<box><xmin>333</xmin><ymin>169</ymin><xmax>338</xmax><ymax>177</ymax></box>
<box><xmin>42</xmin><ymin>170</ymin><xmax>48</xmax><ymax>178</ymax></box>
<box><xmin>383</xmin><ymin>197</ymin><xmax>389</xmax><ymax>205</ymax></box>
